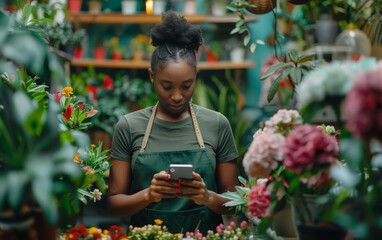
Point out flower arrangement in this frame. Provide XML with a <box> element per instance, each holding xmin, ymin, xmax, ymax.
<box><xmin>54</xmin><ymin>86</ymin><xmax>98</xmax><ymax>131</ymax></box>
<box><xmin>59</xmin><ymin>220</ymin><xmax>251</xmax><ymax>240</ymax></box>
<box><xmin>222</xmin><ymin>109</ymin><xmax>341</xmax><ymax>236</ymax></box>
<box><xmin>59</xmin><ymin>225</ymin><xmax>127</xmax><ymax>240</ymax></box>
<box><xmin>74</xmin><ymin>142</ymin><xmax>111</xmax><ymax>204</ymax></box>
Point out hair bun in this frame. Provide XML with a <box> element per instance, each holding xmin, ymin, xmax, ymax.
<box><xmin>150</xmin><ymin>11</ymin><xmax>203</xmax><ymax>52</ymax></box>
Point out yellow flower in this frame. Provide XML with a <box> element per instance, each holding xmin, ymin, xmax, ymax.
<box><xmin>88</xmin><ymin>227</ymin><xmax>99</xmax><ymax>234</ymax></box>
<box><xmin>154</xmin><ymin>219</ymin><xmax>163</xmax><ymax>225</ymax></box>
<box><xmin>91</xmin><ymin>144</ymin><xmax>96</xmax><ymax>149</ymax></box>
<box><xmin>62</xmin><ymin>86</ymin><xmax>73</xmax><ymax>97</ymax></box>
<box><xmin>73</xmin><ymin>155</ymin><xmax>81</xmax><ymax>163</ymax></box>
<box><xmin>110</xmin><ymin>37</ymin><xmax>119</xmax><ymax>46</ymax></box>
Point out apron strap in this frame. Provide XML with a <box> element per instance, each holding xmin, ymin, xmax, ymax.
<box><xmin>140</xmin><ymin>103</ymin><xmax>158</xmax><ymax>153</ymax></box>
<box><xmin>140</xmin><ymin>102</ymin><xmax>205</xmax><ymax>153</ymax></box>
<box><xmin>189</xmin><ymin>102</ymin><xmax>205</xmax><ymax>149</ymax></box>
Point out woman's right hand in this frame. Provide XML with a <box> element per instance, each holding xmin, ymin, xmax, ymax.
<box><xmin>145</xmin><ymin>171</ymin><xmax>176</xmax><ymax>202</ymax></box>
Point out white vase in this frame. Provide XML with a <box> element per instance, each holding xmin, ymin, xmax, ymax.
<box><xmin>335</xmin><ymin>27</ymin><xmax>371</xmax><ymax>58</ymax></box>
<box><xmin>211</xmin><ymin>0</ymin><xmax>227</xmax><ymax>16</ymax></box>
<box><xmin>153</xmin><ymin>0</ymin><xmax>167</xmax><ymax>15</ymax></box>
<box><xmin>121</xmin><ymin>0</ymin><xmax>137</xmax><ymax>15</ymax></box>
<box><xmin>230</xmin><ymin>47</ymin><xmax>245</xmax><ymax>63</ymax></box>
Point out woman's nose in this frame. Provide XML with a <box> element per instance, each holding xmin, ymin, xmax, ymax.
<box><xmin>171</xmin><ymin>91</ymin><xmax>183</xmax><ymax>102</ymax></box>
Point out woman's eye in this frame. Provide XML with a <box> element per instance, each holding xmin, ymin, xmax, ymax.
<box><xmin>162</xmin><ymin>86</ymin><xmax>171</xmax><ymax>90</ymax></box>
<box><xmin>182</xmin><ymin>85</ymin><xmax>191</xmax><ymax>90</ymax></box>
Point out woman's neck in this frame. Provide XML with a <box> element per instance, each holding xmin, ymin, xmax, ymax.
<box><xmin>156</xmin><ymin>104</ymin><xmax>190</xmax><ymax>122</ymax></box>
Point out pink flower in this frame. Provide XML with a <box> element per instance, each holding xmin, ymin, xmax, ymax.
<box><xmin>343</xmin><ymin>63</ymin><xmax>382</xmax><ymax>142</ymax></box>
<box><xmin>54</xmin><ymin>91</ymin><xmax>61</xmax><ymax>103</ymax></box>
<box><xmin>78</xmin><ymin>102</ymin><xmax>86</xmax><ymax>111</ymax></box>
<box><xmin>265</xmin><ymin>109</ymin><xmax>302</xmax><ymax>135</ymax></box>
<box><xmin>243</xmin><ymin>129</ymin><xmax>285</xmax><ymax>178</ymax></box>
<box><xmin>247</xmin><ymin>182</ymin><xmax>271</xmax><ymax>218</ymax></box>
<box><xmin>283</xmin><ymin>125</ymin><xmax>339</xmax><ymax>174</ymax></box>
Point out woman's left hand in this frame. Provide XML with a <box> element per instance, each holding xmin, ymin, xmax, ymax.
<box><xmin>177</xmin><ymin>172</ymin><xmax>211</xmax><ymax>205</ymax></box>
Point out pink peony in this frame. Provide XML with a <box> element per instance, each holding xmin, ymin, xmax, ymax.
<box><xmin>243</xmin><ymin>129</ymin><xmax>285</xmax><ymax>178</ymax></box>
<box><xmin>247</xmin><ymin>182</ymin><xmax>271</xmax><ymax>218</ymax></box>
<box><xmin>283</xmin><ymin>125</ymin><xmax>339</xmax><ymax>173</ymax></box>
<box><xmin>343</xmin><ymin>63</ymin><xmax>382</xmax><ymax>142</ymax></box>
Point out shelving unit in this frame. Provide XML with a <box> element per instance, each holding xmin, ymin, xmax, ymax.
<box><xmin>70</xmin><ymin>59</ymin><xmax>255</xmax><ymax>69</ymax></box>
<box><xmin>68</xmin><ymin>13</ymin><xmax>257</xmax><ymax>73</ymax></box>
<box><xmin>67</xmin><ymin>13</ymin><xmax>257</xmax><ymax>24</ymax></box>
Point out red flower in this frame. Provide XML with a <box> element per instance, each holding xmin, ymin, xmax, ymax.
<box><xmin>102</xmin><ymin>75</ymin><xmax>114</xmax><ymax>90</ymax></box>
<box><xmin>247</xmin><ymin>182</ymin><xmax>271</xmax><ymax>218</ymax></box>
<box><xmin>63</xmin><ymin>104</ymin><xmax>74</xmax><ymax>121</ymax></box>
<box><xmin>54</xmin><ymin>91</ymin><xmax>62</xmax><ymax>103</ymax></box>
<box><xmin>86</xmin><ymin>85</ymin><xmax>98</xmax><ymax>100</ymax></box>
<box><xmin>78</xmin><ymin>103</ymin><xmax>86</xmax><ymax>111</ymax></box>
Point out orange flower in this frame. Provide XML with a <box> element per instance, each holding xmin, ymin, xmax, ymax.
<box><xmin>62</xmin><ymin>86</ymin><xmax>73</xmax><ymax>97</ymax></box>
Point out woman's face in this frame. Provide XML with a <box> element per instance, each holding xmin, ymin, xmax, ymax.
<box><xmin>149</xmin><ymin>59</ymin><xmax>196</xmax><ymax>118</ymax></box>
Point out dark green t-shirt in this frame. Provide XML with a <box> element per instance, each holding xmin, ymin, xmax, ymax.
<box><xmin>110</xmin><ymin>104</ymin><xmax>239</xmax><ymax>169</ymax></box>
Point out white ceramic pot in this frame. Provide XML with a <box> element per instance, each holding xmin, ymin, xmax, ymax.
<box><xmin>230</xmin><ymin>47</ymin><xmax>245</xmax><ymax>63</ymax></box>
<box><xmin>183</xmin><ymin>0</ymin><xmax>196</xmax><ymax>15</ymax></box>
<box><xmin>121</xmin><ymin>0</ymin><xmax>137</xmax><ymax>15</ymax></box>
<box><xmin>153</xmin><ymin>0</ymin><xmax>167</xmax><ymax>15</ymax></box>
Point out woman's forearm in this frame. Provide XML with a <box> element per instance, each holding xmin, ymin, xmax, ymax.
<box><xmin>108</xmin><ymin>188</ymin><xmax>152</xmax><ymax>217</ymax></box>
<box><xmin>204</xmin><ymin>190</ymin><xmax>234</xmax><ymax>215</ymax></box>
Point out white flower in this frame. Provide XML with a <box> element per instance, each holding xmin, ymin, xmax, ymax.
<box><xmin>296</xmin><ymin>58</ymin><xmax>378</xmax><ymax>109</ymax></box>
<box><xmin>90</xmin><ymin>188</ymin><xmax>102</xmax><ymax>202</ymax></box>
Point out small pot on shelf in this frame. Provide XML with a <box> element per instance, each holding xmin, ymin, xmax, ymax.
<box><xmin>68</xmin><ymin>0</ymin><xmax>82</xmax><ymax>14</ymax></box>
<box><xmin>88</xmin><ymin>0</ymin><xmax>102</xmax><ymax>14</ymax></box>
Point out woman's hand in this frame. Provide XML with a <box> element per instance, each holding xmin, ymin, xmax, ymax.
<box><xmin>177</xmin><ymin>172</ymin><xmax>211</xmax><ymax>205</ymax></box>
<box><xmin>146</xmin><ymin>171</ymin><xmax>176</xmax><ymax>203</ymax></box>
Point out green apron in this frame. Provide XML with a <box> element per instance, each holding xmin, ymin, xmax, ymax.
<box><xmin>130</xmin><ymin>103</ymin><xmax>223</xmax><ymax>234</ymax></box>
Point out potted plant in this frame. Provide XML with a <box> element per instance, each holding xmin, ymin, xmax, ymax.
<box><xmin>87</xmin><ymin>0</ymin><xmax>104</xmax><ymax>14</ymax></box>
<box><xmin>130</xmin><ymin>34</ymin><xmax>151</xmax><ymax>61</ymax></box>
<box><xmin>107</xmin><ymin>37</ymin><xmax>124</xmax><ymax>60</ymax></box>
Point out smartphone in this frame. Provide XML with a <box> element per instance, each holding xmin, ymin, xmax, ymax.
<box><xmin>168</xmin><ymin>164</ymin><xmax>193</xmax><ymax>180</ymax></box>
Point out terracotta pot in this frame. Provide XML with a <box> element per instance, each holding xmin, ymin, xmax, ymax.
<box><xmin>68</xmin><ymin>0</ymin><xmax>82</xmax><ymax>14</ymax></box>
<box><xmin>245</xmin><ymin>0</ymin><xmax>276</xmax><ymax>15</ymax></box>
<box><xmin>93</xmin><ymin>47</ymin><xmax>106</xmax><ymax>60</ymax></box>
<box><xmin>88</xmin><ymin>0</ymin><xmax>101</xmax><ymax>14</ymax></box>
<box><xmin>111</xmin><ymin>52</ymin><xmax>123</xmax><ymax>60</ymax></box>
<box><xmin>74</xmin><ymin>47</ymin><xmax>83</xmax><ymax>59</ymax></box>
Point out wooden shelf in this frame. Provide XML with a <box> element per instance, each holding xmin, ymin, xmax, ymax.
<box><xmin>70</xmin><ymin>59</ymin><xmax>255</xmax><ymax>70</ymax></box>
<box><xmin>67</xmin><ymin>13</ymin><xmax>257</xmax><ymax>24</ymax></box>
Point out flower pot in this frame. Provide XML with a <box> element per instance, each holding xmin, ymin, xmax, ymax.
<box><xmin>211</xmin><ymin>0</ymin><xmax>227</xmax><ymax>16</ymax></box>
<box><xmin>68</xmin><ymin>0</ymin><xmax>82</xmax><ymax>14</ymax></box>
<box><xmin>297</xmin><ymin>224</ymin><xmax>347</xmax><ymax>240</ymax></box>
<box><xmin>153</xmin><ymin>0</ymin><xmax>167</xmax><ymax>15</ymax></box>
<box><xmin>88</xmin><ymin>0</ymin><xmax>101</xmax><ymax>14</ymax></box>
<box><xmin>93</xmin><ymin>47</ymin><xmax>106</xmax><ymax>60</ymax></box>
<box><xmin>230</xmin><ymin>47</ymin><xmax>245</xmax><ymax>63</ymax></box>
<box><xmin>315</xmin><ymin>14</ymin><xmax>339</xmax><ymax>44</ymax></box>
<box><xmin>272</xmin><ymin>203</ymin><xmax>297</xmax><ymax>238</ymax></box>
<box><xmin>121</xmin><ymin>0</ymin><xmax>137</xmax><ymax>15</ymax></box>
<box><xmin>245</xmin><ymin>0</ymin><xmax>276</xmax><ymax>15</ymax></box>
<box><xmin>111</xmin><ymin>51</ymin><xmax>123</xmax><ymax>60</ymax></box>
<box><xmin>183</xmin><ymin>0</ymin><xmax>196</xmax><ymax>15</ymax></box>
<box><xmin>74</xmin><ymin>46</ymin><xmax>83</xmax><ymax>59</ymax></box>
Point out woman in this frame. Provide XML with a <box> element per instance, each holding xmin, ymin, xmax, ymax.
<box><xmin>108</xmin><ymin>11</ymin><xmax>239</xmax><ymax>234</ymax></box>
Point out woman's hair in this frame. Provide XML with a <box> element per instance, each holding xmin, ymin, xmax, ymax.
<box><xmin>149</xmin><ymin>11</ymin><xmax>203</xmax><ymax>73</ymax></box>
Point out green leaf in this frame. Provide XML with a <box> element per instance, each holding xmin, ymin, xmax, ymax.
<box><xmin>289</xmin><ymin>67</ymin><xmax>302</xmax><ymax>85</ymax></box>
<box><xmin>267</xmin><ymin>71</ymin><xmax>286</xmax><ymax>103</ymax></box>
<box><xmin>230</xmin><ymin>27</ymin><xmax>240</xmax><ymax>35</ymax></box>
<box><xmin>261</xmin><ymin>62</ymin><xmax>293</xmax><ymax>80</ymax></box>
<box><xmin>249</xmin><ymin>43</ymin><xmax>256</xmax><ymax>53</ymax></box>
<box><xmin>256</xmin><ymin>217</ymin><xmax>272</xmax><ymax>235</ymax></box>
<box><xmin>298</xmin><ymin>53</ymin><xmax>316</xmax><ymax>63</ymax></box>
<box><xmin>300</xmin><ymin>102</ymin><xmax>323</xmax><ymax>123</ymax></box>
<box><xmin>255</xmin><ymin>40</ymin><xmax>265</xmax><ymax>45</ymax></box>
<box><xmin>244</xmin><ymin>35</ymin><xmax>251</xmax><ymax>46</ymax></box>
<box><xmin>288</xmin><ymin>51</ymin><xmax>299</xmax><ymax>62</ymax></box>
<box><xmin>8</xmin><ymin>171</ymin><xmax>30</xmax><ymax>209</ymax></box>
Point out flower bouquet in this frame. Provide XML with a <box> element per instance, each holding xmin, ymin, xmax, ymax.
<box><xmin>222</xmin><ymin>108</ymin><xmax>342</xmax><ymax>238</ymax></box>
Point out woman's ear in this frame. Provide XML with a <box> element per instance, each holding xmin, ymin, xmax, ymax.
<box><xmin>148</xmin><ymin>68</ymin><xmax>154</xmax><ymax>83</ymax></box>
